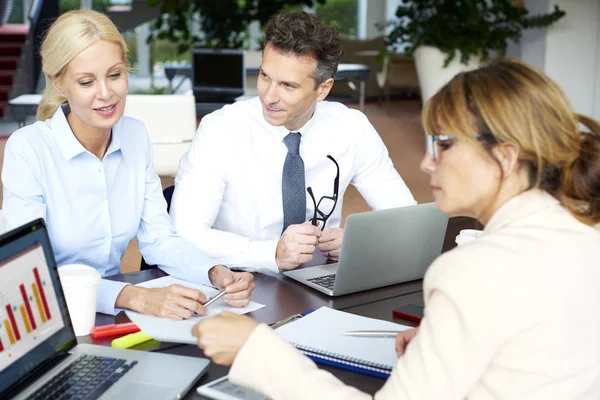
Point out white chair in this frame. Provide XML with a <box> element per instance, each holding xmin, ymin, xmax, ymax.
<box><xmin>0</xmin><ymin>209</ymin><xmax>5</xmax><ymax>234</ymax></box>
<box><xmin>124</xmin><ymin>94</ymin><xmax>197</xmax><ymax>177</ymax></box>
<box><xmin>375</xmin><ymin>53</ymin><xmax>391</xmax><ymax>111</ymax></box>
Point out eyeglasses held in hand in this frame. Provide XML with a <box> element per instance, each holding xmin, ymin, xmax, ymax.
<box><xmin>307</xmin><ymin>155</ymin><xmax>339</xmax><ymax>231</ymax></box>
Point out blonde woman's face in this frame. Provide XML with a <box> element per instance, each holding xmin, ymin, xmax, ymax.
<box><xmin>56</xmin><ymin>40</ymin><xmax>128</xmax><ymax>132</ymax></box>
<box><xmin>420</xmin><ymin>136</ymin><xmax>501</xmax><ymax>219</ymax></box>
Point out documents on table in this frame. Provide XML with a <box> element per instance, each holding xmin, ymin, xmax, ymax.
<box><xmin>275</xmin><ymin>307</ymin><xmax>410</xmax><ymax>378</ymax></box>
<box><xmin>124</xmin><ymin>276</ymin><xmax>265</xmax><ymax>344</ymax></box>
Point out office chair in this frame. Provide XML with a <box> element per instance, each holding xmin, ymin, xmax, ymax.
<box><xmin>140</xmin><ymin>185</ymin><xmax>175</xmax><ymax>271</ymax></box>
<box><xmin>124</xmin><ymin>95</ymin><xmax>195</xmax><ymax>177</ymax></box>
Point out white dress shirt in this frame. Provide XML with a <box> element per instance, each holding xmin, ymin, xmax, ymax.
<box><xmin>171</xmin><ymin>97</ymin><xmax>416</xmax><ymax>272</ymax></box>
<box><xmin>229</xmin><ymin>190</ymin><xmax>600</xmax><ymax>399</ymax></box>
<box><xmin>2</xmin><ymin>105</ymin><xmax>216</xmax><ymax>315</ymax></box>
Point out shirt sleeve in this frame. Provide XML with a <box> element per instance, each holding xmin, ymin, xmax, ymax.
<box><xmin>1</xmin><ymin>133</ymin><xmax>47</xmax><ymax>231</ymax></box>
<box><xmin>350</xmin><ymin>112</ymin><xmax>416</xmax><ymax>210</ymax></box>
<box><xmin>229</xmin><ymin>324</ymin><xmax>373</xmax><ymax>400</ymax></box>
<box><xmin>96</xmin><ymin>279</ymin><xmax>130</xmax><ymax>315</ymax></box>
<box><xmin>170</xmin><ymin>114</ymin><xmax>280</xmax><ymax>273</ymax></box>
<box><xmin>136</xmin><ymin>131</ymin><xmax>218</xmax><ymax>286</ymax></box>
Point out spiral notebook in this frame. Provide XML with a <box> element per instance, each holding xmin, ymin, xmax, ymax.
<box><xmin>275</xmin><ymin>307</ymin><xmax>410</xmax><ymax>379</ymax></box>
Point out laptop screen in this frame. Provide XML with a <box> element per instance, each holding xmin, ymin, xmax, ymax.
<box><xmin>192</xmin><ymin>48</ymin><xmax>245</xmax><ymax>100</ymax></box>
<box><xmin>0</xmin><ymin>219</ymin><xmax>76</xmax><ymax>395</ymax></box>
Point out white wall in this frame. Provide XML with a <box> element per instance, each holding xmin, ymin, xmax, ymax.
<box><xmin>521</xmin><ymin>0</ymin><xmax>600</xmax><ymax>119</ymax></box>
<box><xmin>359</xmin><ymin>0</ymin><xmax>389</xmax><ymax>39</ymax></box>
<box><xmin>545</xmin><ymin>0</ymin><xmax>600</xmax><ymax>118</ymax></box>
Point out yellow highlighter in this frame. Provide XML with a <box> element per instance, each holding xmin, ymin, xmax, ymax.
<box><xmin>111</xmin><ymin>331</ymin><xmax>153</xmax><ymax>349</ymax></box>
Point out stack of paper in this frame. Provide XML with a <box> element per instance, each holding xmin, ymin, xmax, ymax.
<box><xmin>125</xmin><ymin>276</ymin><xmax>265</xmax><ymax>344</ymax></box>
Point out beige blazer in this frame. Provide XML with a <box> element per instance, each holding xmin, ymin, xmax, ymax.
<box><xmin>229</xmin><ymin>190</ymin><xmax>600</xmax><ymax>399</ymax></box>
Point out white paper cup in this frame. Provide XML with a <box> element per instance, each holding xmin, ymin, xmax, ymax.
<box><xmin>58</xmin><ymin>264</ymin><xmax>101</xmax><ymax>336</ymax></box>
<box><xmin>455</xmin><ymin>229</ymin><xmax>483</xmax><ymax>246</ymax></box>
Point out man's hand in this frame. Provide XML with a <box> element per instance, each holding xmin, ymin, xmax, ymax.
<box><xmin>395</xmin><ymin>328</ymin><xmax>418</xmax><ymax>357</ymax></box>
<box><xmin>193</xmin><ymin>312</ymin><xmax>259</xmax><ymax>365</ymax></box>
<box><xmin>318</xmin><ymin>227</ymin><xmax>344</xmax><ymax>261</ymax></box>
<box><xmin>209</xmin><ymin>265</ymin><xmax>256</xmax><ymax>308</ymax></box>
<box><xmin>116</xmin><ymin>284</ymin><xmax>207</xmax><ymax>320</ymax></box>
<box><xmin>276</xmin><ymin>222</ymin><xmax>322</xmax><ymax>270</ymax></box>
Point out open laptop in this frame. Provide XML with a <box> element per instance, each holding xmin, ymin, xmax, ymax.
<box><xmin>0</xmin><ymin>219</ymin><xmax>210</xmax><ymax>400</ymax></box>
<box><xmin>284</xmin><ymin>203</ymin><xmax>448</xmax><ymax>296</ymax></box>
<box><xmin>192</xmin><ymin>48</ymin><xmax>245</xmax><ymax>103</ymax></box>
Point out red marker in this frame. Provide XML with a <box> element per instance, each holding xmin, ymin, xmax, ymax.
<box><xmin>91</xmin><ymin>322</ymin><xmax>140</xmax><ymax>339</ymax></box>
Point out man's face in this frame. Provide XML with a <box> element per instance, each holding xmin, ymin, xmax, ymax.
<box><xmin>257</xmin><ymin>42</ymin><xmax>333</xmax><ymax>132</ymax></box>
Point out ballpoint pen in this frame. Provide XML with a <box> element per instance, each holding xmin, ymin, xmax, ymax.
<box><xmin>342</xmin><ymin>330</ymin><xmax>403</xmax><ymax>338</ymax></box>
<box><xmin>203</xmin><ymin>290</ymin><xmax>227</xmax><ymax>308</ymax></box>
<box><xmin>270</xmin><ymin>309</ymin><xmax>314</xmax><ymax>330</ymax></box>
<box><xmin>270</xmin><ymin>314</ymin><xmax>303</xmax><ymax>330</ymax></box>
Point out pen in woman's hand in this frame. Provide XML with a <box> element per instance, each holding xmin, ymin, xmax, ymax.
<box><xmin>203</xmin><ymin>290</ymin><xmax>227</xmax><ymax>308</ymax></box>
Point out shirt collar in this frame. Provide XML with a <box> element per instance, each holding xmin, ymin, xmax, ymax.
<box><xmin>484</xmin><ymin>189</ymin><xmax>560</xmax><ymax>232</ymax></box>
<box><xmin>50</xmin><ymin>103</ymin><xmax>125</xmax><ymax>161</ymax></box>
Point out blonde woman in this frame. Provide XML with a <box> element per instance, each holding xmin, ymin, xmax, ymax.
<box><xmin>2</xmin><ymin>10</ymin><xmax>255</xmax><ymax>316</ymax></box>
<box><xmin>192</xmin><ymin>58</ymin><xmax>600</xmax><ymax>399</ymax></box>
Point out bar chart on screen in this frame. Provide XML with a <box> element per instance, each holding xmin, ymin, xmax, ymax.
<box><xmin>0</xmin><ymin>243</ymin><xmax>64</xmax><ymax>370</ymax></box>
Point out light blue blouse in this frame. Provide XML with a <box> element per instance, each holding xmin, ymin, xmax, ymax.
<box><xmin>2</xmin><ymin>105</ymin><xmax>215</xmax><ymax>314</ymax></box>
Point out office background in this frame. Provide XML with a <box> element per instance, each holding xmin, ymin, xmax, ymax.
<box><xmin>0</xmin><ymin>0</ymin><xmax>598</xmax><ymax>272</ymax></box>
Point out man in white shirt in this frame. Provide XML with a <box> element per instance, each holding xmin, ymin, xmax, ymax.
<box><xmin>170</xmin><ymin>11</ymin><xmax>416</xmax><ymax>273</ymax></box>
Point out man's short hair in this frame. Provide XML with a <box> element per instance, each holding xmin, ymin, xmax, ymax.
<box><xmin>265</xmin><ymin>11</ymin><xmax>343</xmax><ymax>87</ymax></box>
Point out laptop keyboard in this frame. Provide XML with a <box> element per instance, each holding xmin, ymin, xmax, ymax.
<box><xmin>307</xmin><ymin>273</ymin><xmax>336</xmax><ymax>290</ymax></box>
<box><xmin>27</xmin><ymin>355</ymin><xmax>137</xmax><ymax>400</ymax></box>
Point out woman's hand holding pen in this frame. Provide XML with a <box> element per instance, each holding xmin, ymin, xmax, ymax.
<box><xmin>115</xmin><ymin>265</ymin><xmax>255</xmax><ymax>319</ymax></box>
<box><xmin>116</xmin><ymin>284</ymin><xmax>208</xmax><ymax>320</ymax></box>
<box><xmin>208</xmin><ymin>265</ymin><xmax>256</xmax><ymax>308</ymax></box>
<box><xmin>192</xmin><ymin>312</ymin><xmax>258</xmax><ymax>365</ymax></box>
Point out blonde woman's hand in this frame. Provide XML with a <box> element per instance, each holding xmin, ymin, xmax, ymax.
<box><xmin>116</xmin><ymin>284</ymin><xmax>208</xmax><ymax>320</ymax></box>
<box><xmin>208</xmin><ymin>265</ymin><xmax>256</xmax><ymax>308</ymax></box>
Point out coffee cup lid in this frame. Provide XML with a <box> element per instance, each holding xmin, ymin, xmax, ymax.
<box><xmin>58</xmin><ymin>264</ymin><xmax>101</xmax><ymax>286</ymax></box>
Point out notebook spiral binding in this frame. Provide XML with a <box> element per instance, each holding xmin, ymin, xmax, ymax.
<box><xmin>293</xmin><ymin>343</ymin><xmax>393</xmax><ymax>379</ymax></box>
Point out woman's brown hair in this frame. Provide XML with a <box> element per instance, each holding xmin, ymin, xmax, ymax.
<box><xmin>422</xmin><ymin>58</ymin><xmax>600</xmax><ymax>225</ymax></box>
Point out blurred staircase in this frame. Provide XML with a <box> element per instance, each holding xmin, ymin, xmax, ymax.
<box><xmin>0</xmin><ymin>24</ymin><xmax>28</xmax><ymax>119</ymax></box>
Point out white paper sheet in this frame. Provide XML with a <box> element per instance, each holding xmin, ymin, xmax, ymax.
<box><xmin>124</xmin><ymin>276</ymin><xmax>265</xmax><ymax>344</ymax></box>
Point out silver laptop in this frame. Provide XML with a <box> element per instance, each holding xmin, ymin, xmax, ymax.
<box><xmin>0</xmin><ymin>219</ymin><xmax>209</xmax><ymax>400</ymax></box>
<box><xmin>284</xmin><ymin>203</ymin><xmax>448</xmax><ymax>296</ymax></box>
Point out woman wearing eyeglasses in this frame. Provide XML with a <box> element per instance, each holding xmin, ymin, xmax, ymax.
<box><xmin>190</xmin><ymin>58</ymin><xmax>600</xmax><ymax>399</ymax></box>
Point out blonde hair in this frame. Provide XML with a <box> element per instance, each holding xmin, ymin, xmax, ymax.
<box><xmin>422</xmin><ymin>58</ymin><xmax>600</xmax><ymax>225</ymax></box>
<box><xmin>37</xmin><ymin>10</ymin><xmax>129</xmax><ymax>121</ymax></box>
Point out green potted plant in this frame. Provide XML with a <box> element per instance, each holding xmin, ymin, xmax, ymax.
<box><xmin>147</xmin><ymin>0</ymin><xmax>326</xmax><ymax>51</ymax></box>
<box><xmin>385</xmin><ymin>0</ymin><xmax>566</xmax><ymax>102</ymax></box>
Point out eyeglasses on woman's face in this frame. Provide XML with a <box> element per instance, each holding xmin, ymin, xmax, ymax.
<box><xmin>425</xmin><ymin>134</ymin><xmax>497</xmax><ymax>162</ymax></box>
<box><xmin>425</xmin><ymin>135</ymin><xmax>457</xmax><ymax>162</ymax></box>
